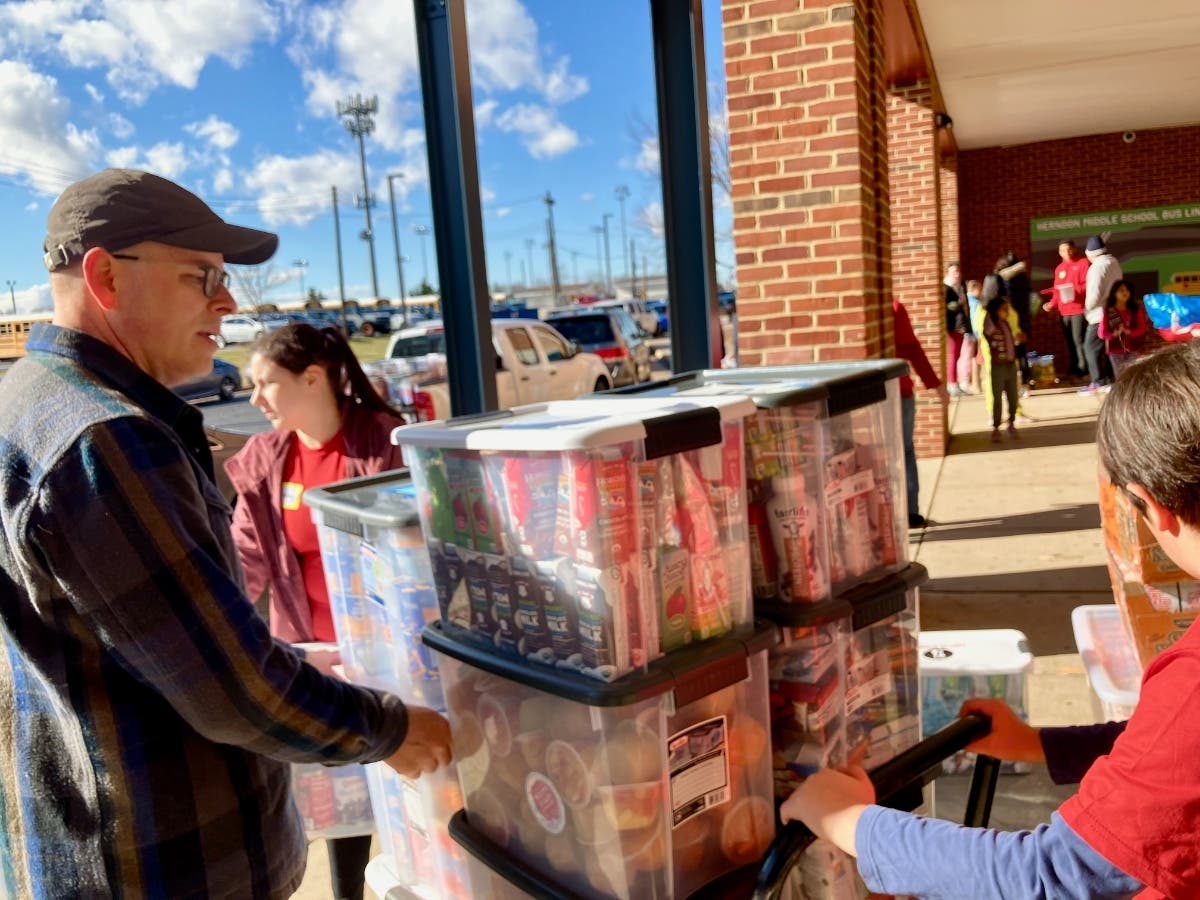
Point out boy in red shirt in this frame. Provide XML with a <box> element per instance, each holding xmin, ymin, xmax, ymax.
<box><xmin>783</xmin><ymin>341</ymin><xmax>1200</xmax><ymax>898</ymax></box>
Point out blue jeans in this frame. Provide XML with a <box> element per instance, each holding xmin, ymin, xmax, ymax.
<box><xmin>902</xmin><ymin>394</ymin><xmax>918</xmax><ymax>518</ymax></box>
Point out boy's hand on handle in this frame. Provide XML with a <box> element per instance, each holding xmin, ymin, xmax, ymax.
<box><xmin>959</xmin><ymin>698</ymin><xmax>1046</xmax><ymax>763</ymax></box>
<box><xmin>384</xmin><ymin>706</ymin><xmax>453</xmax><ymax>777</ymax></box>
<box><xmin>779</xmin><ymin>765</ymin><xmax>875</xmax><ymax>857</ymax></box>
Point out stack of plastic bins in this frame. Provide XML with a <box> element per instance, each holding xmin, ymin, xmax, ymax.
<box><xmin>1070</xmin><ymin>605</ymin><xmax>1141</xmax><ymax>722</ymax></box>
<box><xmin>392</xmin><ymin>398</ymin><xmax>756</xmax><ymax>681</ymax></box>
<box><xmin>842</xmin><ymin>564</ymin><xmax>925</xmax><ymax>771</ymax></box>
<box><xmin>425</xmin><ymin>621</ymin><xmax>778</xmax><ymax>899</ymax></box>
<box><xmin>305</xmin><ymin>473</ymin><xmax>469</xmax><ymax>898</ymax></box>
<box><xmin>589</xmin><ymin>376</ymin><xmax>834</xmax><ymax>608</ymax></box>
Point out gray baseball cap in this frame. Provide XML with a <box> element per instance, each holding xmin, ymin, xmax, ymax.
<box><xmin>43</xmin><ymin>168</ymin><xmax>278</xmax><ymax>271</ymax></box>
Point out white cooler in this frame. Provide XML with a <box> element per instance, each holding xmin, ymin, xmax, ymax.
<box><xmin>1071</xmin><ymin>605</ymin><xmax>1141</xmax><ymax>722</ymax></box>
<box><xmin>919</xmin><ymin>629</ymin><xmax>1033</xmax><ymax>774</ymax></box>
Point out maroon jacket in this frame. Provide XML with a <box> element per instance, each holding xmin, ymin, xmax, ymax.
<box><xmin>225</xmin><ymin>404</ymin><xmax>406</xmax><ymax>643</ymax></box>
<box><xmin>892</xmin><ymin>298</ymin><xmax>941</xmax><ymax>398</ymax></box>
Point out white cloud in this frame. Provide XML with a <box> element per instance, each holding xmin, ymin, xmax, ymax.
<box><xmin>0</xmin><ymin>60</ymin><xmax>98</xmax><ymax>195</ymax></box>
<box><xmin>464</xmin><ymin>0</ymin><xmax>588</xmax><ymax>105</ymax></box>
<box><xmin>494</xmin><ymin>207</ymin><xmax>511</xmax><ymax>218</ymax></box>
<box><xmin>103</xmin><ymin>141</ymin><xmax>189</xmax><ymax>180</ymax></box>
<box><xmin>542</xmin><ymin>56</ymin><xmax>588</xmax><ymax>104</ymax></box>
<box><xmin>107</xmin><ymin>113</ymin><xmax>134</xmax><ymax>139</ymax></box>
<box><xmin>624</xmin><ymin>137</ymin><xmax>660</xmax><ymax>176</ymax></box>
<box><xmin>244</xmin><ymin>150</ymin><xmax>362</xmax><ymax>227</ymax></box>
<box><xmin>213</xmin><ymin>168</ymin><xmax>234</xmax><ymax>193</ymax></box>
<box><xmin>10</xmin><ymin>282</ymin><xmax>53</xmax><ymax>314</ymax></box>
<box><xmin>580</xmin><ymin>192</ymin><xmax>594</xmax><ymax>202</ymax></box>
<box><xmin>475</xmin><ymin>99</ymin><xmax>498</xmax><ymax>129</ymax></box>
<box><xmin>0</xmin><ymin>0</ymin><xmax>278</xmax><ymax>105</ymax></box>
<box><xmin>84</xmin><ymin>82</ymin><xmax>103</xmax><ymax>103</ymax></box>
<box><xmin>24</xmin><ymin>201</ymin><xmax>38</xmax><ymax>212</ymax></box>
<box><xmin>495</xmin><ymin>104</ymin><xmax>578</xmax><ymax>159</ymax></box>
<box><xmin>638</xmin><ymin>201</ymin><xmax>664</xmax><ymax>239</ymax></box>
<box><xmin>185</xmin><ymin>115</ymin><xmax>239</xmax><ymax>151</ymax></box>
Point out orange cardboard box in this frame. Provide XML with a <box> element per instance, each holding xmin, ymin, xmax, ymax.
<box><xmin>1098</xmin><ymin>476</ymin><xmax>1189</xmax><ymax>583</ymax></box>
<box><xmin>1106</xmin><ymin>548</ymin><xmax>1200</xmax><ymax>668</ymax></box>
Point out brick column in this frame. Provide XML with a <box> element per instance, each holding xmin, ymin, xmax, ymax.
<box><xmin>887</xmin><ymin>81</ymin><xmax>948</xmax><ymax>456</ymax></box>
<box><xmin>723</xmin><ymin>0</ymin><xmax>892</xmax><ymax>365</ymax></box>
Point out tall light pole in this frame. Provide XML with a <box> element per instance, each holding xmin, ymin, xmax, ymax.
<box><xmin>524</xmin><ymin>238</ymin><xmax>536</xmax><ymax>287</ymax></box>
<box><xmin>336</xmin><ymin>93</ymin><xmax>380</xmax><ymax>298</ymax></box>
<box><xmin>293</xmin><ymin>258</ymin><xmax>308</xmax><ymax>304</ymax></box>
<box><xmin>411</xmin><ymin>225</ymin><xmax>431</xmax><ymax>289</ymax></box>
<box><xmin>504</xmin><ymin>250</ymin><xmax>513</xmax><ymax>295</ymax></box>
<box><xmin>386</xmin><ymin>173</ymin><xmax>409</xmax><ymax>325</ymax></box>
<box><xmin>614</xmin><ymin>184</ymin><xmax>630</xmax><ymax>287</ymax></box>
<box><xmin>5</xmin><ymin>280</ymin><xmax>15</xmax><ymax>315</ymax></box>
<box><xmin>591</xmin><ymin>226</ymin><xmax>604</xmax><ymax>287</ymax></box>
<box><xmin>601</xmin><ymin>213</ymin><xmax>614</xmax><ymax>296</ymax></box>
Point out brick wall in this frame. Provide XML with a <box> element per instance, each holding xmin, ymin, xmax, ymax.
<box><xmin>723</xmin><ymin>0</ymin><xmax>893</xmax><ymax>365</ymax></box>
<box><xmin>887</xmin><ymin>82</ymin><xmax>948</xmax><ymax>456</ymax></box>
<box><xmin>958</xmin><ymin>124</ymin><xmax>1200</xmax><ymax>369</ymax></box>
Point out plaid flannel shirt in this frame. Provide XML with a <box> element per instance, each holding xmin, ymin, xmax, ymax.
<box><xmin>0</xmin><ymin>324</ymin><xmax>408</xmax><ymax>898</ymax></box>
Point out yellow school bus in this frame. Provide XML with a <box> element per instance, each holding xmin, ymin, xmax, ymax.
<box><xmin>0</xmin><ymin>313</ymin><xmax>54</xmax><ymax>359</ymax></box>
<box><xmin>1163</xmin><ymin>272</ymin><xmax>1200</xmax><ymax>295</ymax></box>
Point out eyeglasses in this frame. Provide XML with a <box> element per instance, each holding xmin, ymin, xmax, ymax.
<box><xmin>110</xmin><ymin>253</ymin><xmax>231</xmax><ymax>299</ymax></box>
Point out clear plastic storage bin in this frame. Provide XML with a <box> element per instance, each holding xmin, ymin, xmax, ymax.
<box><xmin>1071</xmin><ymin>605</ymin><xmax>1141</xmax><ymax>722</ymax></box>
<box><xmin>305</xmin><ymin>473</ymin><xmax>443</xmax><ymax>706</ymax></box>
<box><xmin>424</xmin><ymin>622</ymin><xmax>777</xmax><ymax>900</ymax></box>
<box><xmin>597</xmin><ymin>374</ymin><xmax>834</xmax><ymax>608</ymax></box>
<box><xmin>392</xmin><ymin>399</ymin><xmax>755</xmax><ymax>682</ymax></box>
<box><xmin>291</xmin><ymin>761</ymin><xmax>375</xmax><ymax>840</ymax></box>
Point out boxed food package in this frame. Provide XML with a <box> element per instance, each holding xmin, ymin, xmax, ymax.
<box><xmin>1071</xmin><ymin>605</ymin><xmax>1141</xmax><ymax>722</ymax></box>
<box><xmin>291</xmin><ymin>761</ymin><xmax>375</xmax><ymax>840</ymax></box>
<box><xmin>393</xmin><ymin>398</ymin><xmax>755</xmax><ymax>682</ymax></box>
<box><xmin>1106</xmin><ymin>548</ymin><xmax>1200</xmax><ymax>669</ymax></box>
<box><xmin>919</xmin><ymin>629</ymin><xmax>1033</xmax><ymax>775</ymax></box>
<box><xmin>425</xmin><ymin>621</ymin><xmax>777</xmax><ymax>900</ymax></box>
<box><xmin>844</xmin><ymin>565</ymin><xmax>923</xmax><ymax>771</ymax></box>
<box><xmin>595</xmin><ymin>373</ymin><xmax>834</xmax><ymax>608</ymax></box>
<box><xmin>306</xmin><ymin>473</ymin><xmax>443</xmax><ymax>706</ymax></box>
<box><xmin>1101</xmin><ymin>477</ymin><xmax>1189</xmax><ymax>583</ymax></box>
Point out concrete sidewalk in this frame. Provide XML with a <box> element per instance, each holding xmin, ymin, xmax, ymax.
<box><xmin>293</xmin><ymin>384</ymin><xmax>1115</xmax><ymax>898</ymax></box>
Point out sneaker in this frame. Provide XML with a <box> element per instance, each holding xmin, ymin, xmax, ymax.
<box><xmin>1098</xmin><ymin>384</ymin><xmax>1112</xmax><ymax>394</ymax></box>
<box><xmin>1078</xmin><ymin>383</ymin><xmax>1100</xmax><ymax>395</ymax></box>
<box><xmin>908</xmin><ymin>514</ymin><xmax>927</xmax><ymax>529</ymax></box>
<box><xmin>1015</xmin><ymin>414</ymin><xmax>1037</xmax><ymax>424</ymax></box>
<box><xmin>1007</xmin><ymin>425</ymin><xmax>1018</xmax><ymax>438</ymax></box>
<box><xmin>991</xmin><ymin>428</ymin><xmax>1002</xmax><ymax>441</ymax></box>
<box><xmin>948</xmin><ymin>385</ymin><xmax>965</xmax><ymax>398</ymax></box>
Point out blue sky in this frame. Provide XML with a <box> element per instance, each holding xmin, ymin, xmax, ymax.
<box><xmin>0</xmin><ymin>0</ymin><xmax>732</xmax><ymax>315</ymax></box>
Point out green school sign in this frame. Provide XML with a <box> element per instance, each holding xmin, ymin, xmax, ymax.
<box><xmin>1030</xmin><ymin>202</ymin><xmax>1200</xmax><ymax>241</ymax></box>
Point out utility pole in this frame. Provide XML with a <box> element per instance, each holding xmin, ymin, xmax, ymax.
<box><xmin>504</xmin><ymin>250</ymin><xmax>513</xmax><ymax>295</ymax></box>
<box><xmin>524</xmin><ymin>238</ymin><xmax>536</xmax><ymax>287</ymax></box>
<box><xmin>520</xmin><ymin>259</ymin><xmax>527</xmax><ymax>288</ymax></box>
<box><xmin>336</xmin><ymin>93</ymin><xmax>380</xmax><ymax>298</ymax></box>
<box><xmin>568</xmin><ymin>250</ymin><xmax>579</xmax><ymax>285</ymax></box>
<box><xmin>293</xmin><ymin>258</ymin><xmax>308</xmax><ymax>305</ymax></box>
<box><xmin>5</xmin><ymin>280</ymin><xmax>15</xmax><ymax>315</ymax></box>
<box><xmin>331</xmin><ymin>186</ymin><xmax>347</xmax><ymax>331</ymax></box>
<box><xmin>543</xmin><ymin>191</ymin><xmax>562</xmax><ymax>305</ymax></box>
<box><xmin>615</xmin><ymin>184</ymin><xmax>630</xmax><ymax>288</ymax></box>
<box><xmin>631</xmin><ymin>241</ymin><xmax>638</xmax><ymax>299</ymax></box>
<box><xmin>386</xmin><ymin>173</ymin><xmax>409</xmax><ymax>325</ymax></box>
<box><xmin>591</xmin><ymin>226</ymin><xmax>604</xmax><ymax>287</ymax></box>
<box><xmin>411</xmin><ymin>225</ymin><xmax>431</xmax><ymax>289</ymax></box>
<box><xmin>601</xmin><ymin>213</ymin><xmax>614</xmax><ymax>296</ymax></box>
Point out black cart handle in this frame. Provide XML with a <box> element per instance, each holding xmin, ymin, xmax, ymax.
<box><xmin>751</xmin><ymin>713</ymin><xmax>999</xmax><ymax>900</ymax></box>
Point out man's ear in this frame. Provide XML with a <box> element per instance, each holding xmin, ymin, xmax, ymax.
<box><xmin>81</xmin><ymin>248</ymin><xmax>119</xmax><ymax>311</ymax></box>
<box><xmin>1125</xmin><ymin>483</ymin><xmax>1179</xmax><ymax>537</ymax></box>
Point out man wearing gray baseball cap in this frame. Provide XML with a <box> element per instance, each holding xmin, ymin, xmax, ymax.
<box><xmin>0</xmin><ymin>170</ymin><xmax>451</xmax><ymax>898</ymax></box>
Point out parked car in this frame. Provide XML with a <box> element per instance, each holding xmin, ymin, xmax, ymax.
<box><xmin>646</xmin><ymin>299</ymin><xmax>669</xmax><ymax>335</ymax></box>
<box><xmin>174</xmin><ymin>358</ymin><xmax>242</xmax><ymax>403</ymax></box>
<box><xmin>382</xmin><ymin>318</ymin><xmax>612</xmax><ymax>420</ymax></box>
<box><xmin>219</xmin><ymin>314</ymin><xmax>264</xmax><ymax>344</ymax></box>
<box><xmin>592</xmin><ymin>298</ymin><xmax>661</xmax><ymax>336</ymax></box>
<box><xmin>543</xmin><ymin>306</ymin><xmax>652</xmax><ymax>387</ymax></box>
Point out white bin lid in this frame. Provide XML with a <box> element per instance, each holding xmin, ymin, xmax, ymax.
<box><xmin>918</xmin><ymin>629</ymin><xmax>1034</xmax><ymax>676</ymax></box>
<box><xmin>1071</xmin><ymin>605</ymin><xmax>1142</xmax><ymax>706</ymax></box>
<box><xmin>391</xmin><ymin>396</ymin><xmax>753</xmax><ymax>452</ymax></box>
<box><xmin>363</xmin><ymin>855</ymin><xmax>424</xmax><ymax>900</ymax></box>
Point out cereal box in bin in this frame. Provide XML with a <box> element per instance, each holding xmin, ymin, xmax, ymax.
<box><xmin>392</xmin><ymin>399</ymin><xmax>755</xmax><ymax>683</ymax></box>
<box><xmin>596</xmin><ymin>373</ymin><xmax>835</xmax><ymax>608</ymax></box>
<box><xmin>291</xmin><ymin>760</ymin><xmax>374</xmax><ymax>841</ymax></box>
<box><xmin>424</xmin><ymin>621</ymin><xmax>777</xmax><ymax>900</ymax></box>
<box><xmin>305</xmin><ymin>473</ymin><xmax>443</xmax><ymax>707</ymax></box>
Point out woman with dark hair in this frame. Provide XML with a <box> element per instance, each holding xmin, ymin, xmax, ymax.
<box><xmin>1097</xmin><ymin>279</ymin><xmax>1147</xmax><ymax>381</ymax></box>
<box><xmin>225</xmin><ymin>323</ymin><xmax>406</xmax><ymax>900</ymax></box>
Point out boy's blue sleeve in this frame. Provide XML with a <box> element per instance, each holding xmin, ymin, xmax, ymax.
<box><xmin>856</xmin><ymin>807</ymin><xmax>1142</xmax><ymax>899</ymax></box>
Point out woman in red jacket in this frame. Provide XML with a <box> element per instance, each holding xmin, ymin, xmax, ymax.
<box><xmin>225</xmin><ymin>323</ymin><xmax>406</xmax><ymax>900</ymax></box>
<box><xmin>1041</xmin><ymin>239</ymin><xmax>1091</xmax><ymax>380</ymax></box>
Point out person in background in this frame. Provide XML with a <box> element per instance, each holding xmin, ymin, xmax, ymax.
<box><xmin>943</xmin><ymin>261</ymin><xmax>973</xmax><ymax>396</ymax></box>
<box><xmin>1081</xmin><ymin>235</ymin><xmax>1124</xmax><ymax>394</ymax></box>
<box><xmin>1097</xmin><ymin>279</ymin><xmax>1148</xmax><ymax>381</ymax></box>
<box><xmin>779</xmin><ymin>340</ymin><xmax>1200</xmax><ymax>898</ymax></box>
<box><xmin>982</xmin><ymin>292</ymin><xmax>1021</xmax><ymax>440</ymax></box>
<box><xmin>0</xmin><ymin>168</ymin><xmax>451</xmax><ymax>899</ymax></box>
<box><xmin>1041</xmin><ymin>239</ymin><xmax>1090</xmax><ymax>383</ymax></box>
<box><xmin>998</xmin><ymin>251</ymin><xmax>1033</xmax><ymax>385</ymax></box>
<box><xmin>965</xmin><ymin>278</ymin><xmax>984</xmax><ymax>394</ymax></box>
<box><xmin>892</xmin><ymin>298</ymin><xmax>950</xmax><ymax>529</ymax></box>
<box><xmin>226</xmin><ymin>323</ymin><xmax>409</xmax><ymax>900</ymax></box>
<box><xmin>976</xmin><ymin>274</ymin><xmax>1025</xmax><ymax>428</ymax></box>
